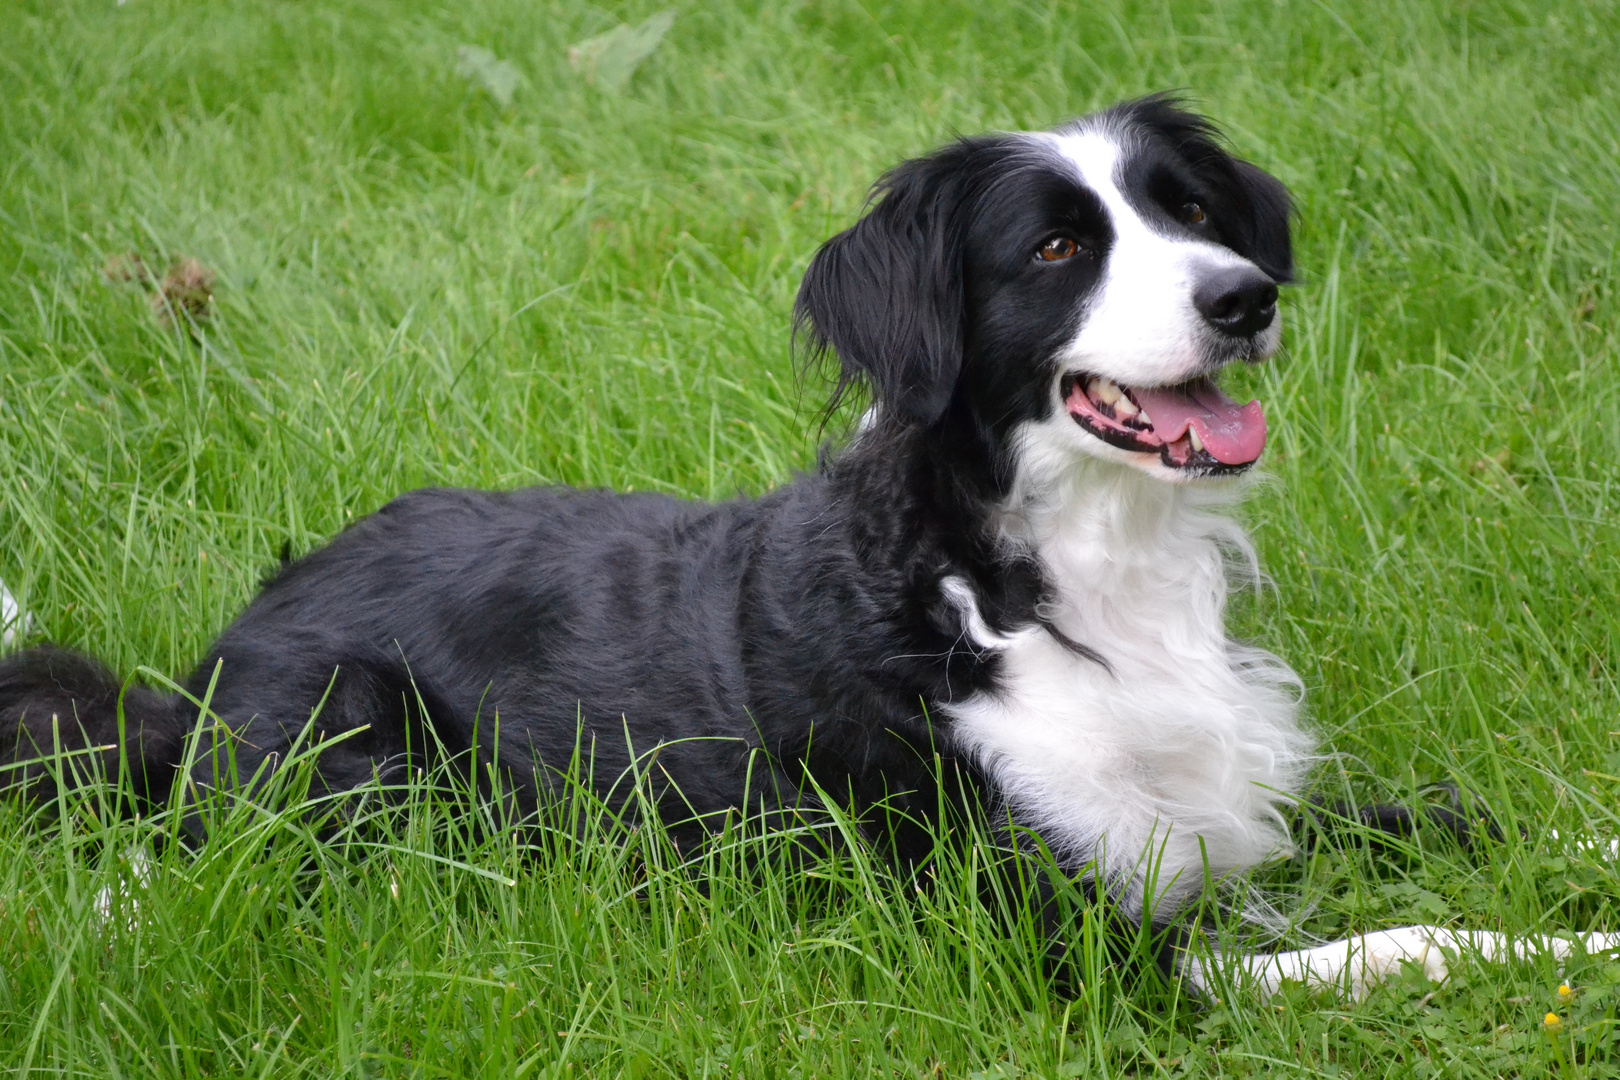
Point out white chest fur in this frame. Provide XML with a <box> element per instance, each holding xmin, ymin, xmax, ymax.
<box><xmin>940</xmin><ymin>437</ymin><xmax>1312</xmax><ymax>917</ymax></box>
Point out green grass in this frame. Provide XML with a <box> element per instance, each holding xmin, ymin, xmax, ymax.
<box><xmin>3</xmin><ymin>0</ymin><xmax>1620</xmax><ymax>1074</ymax></box>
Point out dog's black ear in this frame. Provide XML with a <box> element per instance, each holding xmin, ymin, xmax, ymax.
<box><xmin>1230</xmin><ymin>160</ymin><xmax>1294</xmax><ymax>285</ymax></box>
<box><xmin>795</xmin><ymin>155</ymin><xmax>966</xmax><ymax>427</ymax></box>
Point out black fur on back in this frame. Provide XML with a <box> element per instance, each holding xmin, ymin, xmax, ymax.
<box><xmin>1</xmin><ymin>478</ymin><xmax>1004</xmax><ymax>860</ymax></box>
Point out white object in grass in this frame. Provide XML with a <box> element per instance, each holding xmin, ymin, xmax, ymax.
<box><xmin>93</xmin><ymin>848</ymin><xmax>153</xmax><ymax>929</ymax></box>
<box><xmin>1550</xmin><ymin>829</ymin><xmax>1620</xmax><ymax>861</ymax></box>
<box><xmin>1</xmin><ymin>580</ymin><xmax>28</xmax><ymax>648</ymax></box>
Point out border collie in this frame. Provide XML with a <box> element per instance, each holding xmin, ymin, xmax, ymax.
<box><xmin>3</xmin><ymin>95</ymin><xmax>1612</xmax><ymax>996</ymax></box>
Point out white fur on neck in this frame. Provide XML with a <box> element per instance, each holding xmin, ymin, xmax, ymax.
<box><xmin>942</xmin><ymin>419</ymin><xmax>1312</xmax><ymax>917</ymax></box>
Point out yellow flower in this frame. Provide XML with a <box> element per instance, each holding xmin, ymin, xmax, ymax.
<box><xmin>1557</xmin><ymin>983</ymin><xmax>1574</xmax><ymax>1002</ymax></box>
<box><xmin>1544</xmin><ymin>1012</ymin><xmax>1562</xmax><ymax>1032</ymax></box>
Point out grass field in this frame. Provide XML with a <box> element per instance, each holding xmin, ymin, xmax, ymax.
<box><xmin>3</xmin><ymin>0</ymin><xmax>1620</xmax><ymax>1075</ymax></box>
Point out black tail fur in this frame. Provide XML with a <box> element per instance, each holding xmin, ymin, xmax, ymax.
<box><xmin>1</xmin><ymin>646</ymin><xmax>185</xmax><ymax>811</ymax></box>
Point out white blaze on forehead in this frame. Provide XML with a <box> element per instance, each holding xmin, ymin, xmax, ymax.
<box><xmin>1035</xmin><ymin>127</ymin><xmax>1262</xmax><ymax>390</ymax></box>
<box><xmin>1044</xmin><ymin>129</ymin><xmax>1134</xmax><ymax>226</ymax></box>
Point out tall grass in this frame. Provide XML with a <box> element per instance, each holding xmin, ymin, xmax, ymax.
<box><xmin>3</xmin><ymin>0</ymin><xmax>1619</xmax><ymax>1074</ymax></box>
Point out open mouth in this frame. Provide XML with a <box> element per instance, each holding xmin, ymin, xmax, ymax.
<box><xmin>1060</xmin><ymin>371</ymin><xmax>1267</xmax><ymax>473</ymax></box>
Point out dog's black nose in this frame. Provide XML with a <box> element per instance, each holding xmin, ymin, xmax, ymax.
<box><xmin>1193</xmin><ymin>267</ymin><xmax>1278</xmax><ymax>338</ymax></box>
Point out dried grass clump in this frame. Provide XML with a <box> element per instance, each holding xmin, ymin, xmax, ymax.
<box><xmin>103</xmin><ymin>252</ymin><xmax>216</xmax><ymax>327</ymax></box>
<box><xmin>155</xmin><ymin>258</ymin><xmax>215</xmax><ymax>325</ymax></box>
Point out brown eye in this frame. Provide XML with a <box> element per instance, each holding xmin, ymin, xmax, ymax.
<box><xmin>1038</xmin><ymin>236</ymin><xmax>1079</xmax><ymax>262</ymax></box>
<box><xmin>1182</xmin><ymin>202</ymin><xmax>1207</xmax><ymax>225</ymax></box>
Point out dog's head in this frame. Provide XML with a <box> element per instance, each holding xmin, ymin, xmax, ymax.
<box><xmin>796</xmin><ymin>95</ymin><xmax>1292</xmax><ymax>483</ymax></box>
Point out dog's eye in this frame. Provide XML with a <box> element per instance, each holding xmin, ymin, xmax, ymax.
<box><xmin>1037</xmin><ymin>236</ymin><xmax>1080</xmax><ymax>262</ymax></box>
<box><xmin>1181</xmin><ymin>202</ymin><xmax>1207</xmax><ymax>226</ymax></box>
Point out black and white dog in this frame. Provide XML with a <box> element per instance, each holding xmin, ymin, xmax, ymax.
<box><xmin>3</xmin><ymin>96</ymin><xmax>1610</xmax><ymax>995</ymax></box>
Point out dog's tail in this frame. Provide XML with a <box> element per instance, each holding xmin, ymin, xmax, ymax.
<box><xmin>1</xmin><ymin>646</ymin><xmax>187</xmax><ymax>811</ymax></box>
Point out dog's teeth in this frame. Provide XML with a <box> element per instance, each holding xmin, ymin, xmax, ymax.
<box><xmin>1094</xmin><ymin>379</ymin><xmax>1122</xmax><ymax>405</ymax></box>
<box><xmin>1188</xmin><ymin>426</ymin><xmax>1205</xmax><ymax>453</ymax></box>
<box><xmin>1113</xmin><ymin>393</ymin><xmax>1137</xmax><ymax>418</ymax></box>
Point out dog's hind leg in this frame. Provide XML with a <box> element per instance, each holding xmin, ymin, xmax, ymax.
<box><xmin>1182</xmin><ymin>926</ymin><xmax>1620</xmax><ymax>1000</ymax></box>
<box><xmin>1299</xmin><ymin>785</ymin><xmax>1516</xmax><ymax>851</ymax></box>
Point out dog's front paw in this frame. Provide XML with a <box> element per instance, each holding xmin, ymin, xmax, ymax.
<box><xmin>1202</xmin><ymin>926</ymin><xmax>1620</xmax><ymax>1000</ymax></box>
<box><xmin>1341</xmin><ymin>926</ymin><xmax>1455</xmax><ymax>998</ymax></box>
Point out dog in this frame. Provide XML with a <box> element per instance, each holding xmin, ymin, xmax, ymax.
<box><xmin>3</xmin><ymin>95</ymin><xmax>1611</xmax><ymax>996</ymax></box>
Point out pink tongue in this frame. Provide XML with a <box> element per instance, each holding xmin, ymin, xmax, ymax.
<box><xmin>1131</xmin><ymin>379</ymin><xmax>1267</xmax><ymax>465</ymax></box>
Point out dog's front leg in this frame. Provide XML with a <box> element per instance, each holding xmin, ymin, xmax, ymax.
<box><xmin>1182</xmin><ymin>927</ymin><xmax>1620</xmax><ymax>1000</ymax></box>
